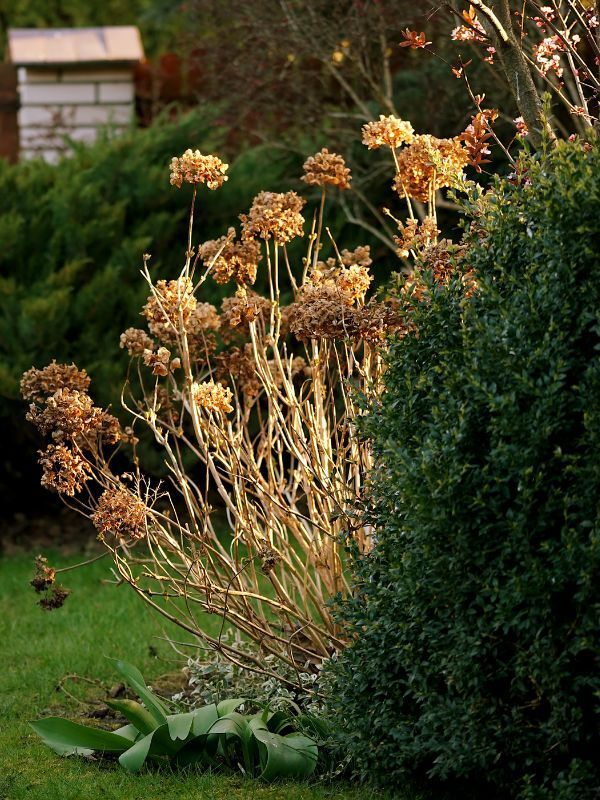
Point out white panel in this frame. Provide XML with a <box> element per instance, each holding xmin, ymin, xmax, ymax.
<box><xmin>20</xmin><ymin>82</ymin><xmax>96</xmax><ymax>105</ymax></box>
<box><xmin>98</xmin><ymin>82</ymin><xmax>134</xmax><ymax>103</ymax></box>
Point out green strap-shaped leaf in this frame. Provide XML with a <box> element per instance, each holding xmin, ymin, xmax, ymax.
<box><xmin>118</xmin><ymin>731</ymin><xmax>155</xmax><ymax>772</ymax></box>
<box><xmin>216</xmin><ymin>698</ymin><xmax>246</xmax><ymax>717</ymax></box>
<box><xmin>191</xmin><ymin>704</ymin><xmax>219</xmax><ymax>736</ymax></box>
<box><xmin>107</xmin><ymin>659</ymin><xmax>169</xmax><ymax>726</ymax></box>
<box><xmin>106</xmin><ymin>699</ymin><xmax>158</xmax><ymax>735</ymax></box>
<box><xmin>166</xmin><ymin>711</ymin><xmax>196</xmax><ymax>741</ymax></box>
<box><xmin>30</xmin><ymin>718</ymin><xmax>133</xmax><ymax>756</ymax></box>
<box><xmin>112</xmin><ymin>723</ymin><xmax>140</xmax><ymax>742</ymax></box>
<box><xmin>250</xmin><ymin>723</ymin><xmax>318</xmax><ymax>782</ymax></box>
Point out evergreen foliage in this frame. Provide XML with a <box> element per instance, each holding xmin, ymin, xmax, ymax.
<box><xmin>327</xmin><ymin>139</ymin><xmax>600</xmax><ymax>800</ymax></box>
<box><xmin>0</xmin><ymin>112</ymin><xmax>301</xmax><ymax>506</ymax></box>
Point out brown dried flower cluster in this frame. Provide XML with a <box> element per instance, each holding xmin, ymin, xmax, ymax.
<box><xmin>419</xmin><ymin>241</ymin><xmax>477</xmax><ymax>297</ymax></box>
<box><xmin>301</xmin><ymin>148</ymin><xmax>351</xmax><ymax>190</ymax></box>
<box><xmin>317</xmin><ymin>245</ymin><xmax>372</xmax><ymax>271</ymax></box>
<box><xmin>143</xmin><ymin>346</ymin><xmax>180</xmax><ymax>377</ymax></box>
<box><xmin>191</xmin><ymin>380</ymin><xmax>234</xmax><ymax>414</ymax></box>
<box><xmin>221</xmin><ymin>288</ymin><xmax>270</xmax><ymax>332</ymax></box>
<box><xmin>169</xmin><ymin>150</ymin><xmax>228</xmax><ymax>190</ymax></box>
<box><xmin>31</xmin><ymin>554</ymin><xmax>55</xmax><ymax>592</ymax></box>
<box><xmin>290</xmin><ymin>287</ymin><xmax>403</xmax><ymax>343</ymax></box>
<box><xmin>217</xmin><ymin>344</ymin><xmax>306</xmax><ymax>400</ymax></box>
<box><xmin>303</xmin><ymin>261</ymin><xmax>373</xmax><ymax>305</ymax></box>
<box><xmin>31</xmin><ymin>555</ymin><xmax>70</xmax><ymax>610</ymax></box>
<box><xmin>92</xmin><ymin>486</ymin><xmax>147</xmax><ymax>541</ymax></box>
<box><xmin>120</xmin><ymin>328</ymin><xmax>154</xmax><ymax>357</ymax></box>
<box><xmin>143</xmin><ymin>278</ymin><xmax>197</xmax><ymax>343</ymax></box>
<box><xmin>240</xmin><ymin>191</ymin><xmax>305</xmax><ymax>244</ymax></box>
<box><xmin>38</xmin><ymin>443</ymin><xmax>92</xmax><ymax>495</ymax></box>
<box><xmin>289</xmin><ymin>284</ymin><xmax>357</xmax><ymax>341</ymax></box>
<box><xmin>394</xmin><ymin>134</ymin><xmax>468</xmax><ymax>202</ymax></box>
<box><xmin>352</xmin><ymin>300</ymin><xmax>406</xmax><ymax>343</ymax></box>
<box><xmin>258</xmin><ymin>545</ymin><xmax>282</xmax><ymax>575</ymax></box>
<box><xmin>27</xmin><ymin>388</ymin><xmax>104</xmax><ymax>442</ymax></box>
<box><xmin>200</xmin><ymin>228</ymin><xmax>262</xmax><ymax>286</ymax></box>
<box><xmin>394</xmin><ymin>216</ymin><xmax>440</xmax><ymax>258</ymax></box>
<box><xmin>362</xmin><ymin>115</ymin><xmax>414</xmax><ymax>149</ymax></box>
<box><xmin>21</xmin><ymin>361</ymin><xmax>90</xmax><ymax>403</ymax></box>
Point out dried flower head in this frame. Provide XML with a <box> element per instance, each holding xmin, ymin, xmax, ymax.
<box><xmin>143</xmin><ymin>278</ymin><xmax>197</xmax><ymax>343</ymax></box>
<box><xmin>120</xmin><ymin>328</ymin><xmax>154</xmax><ymax>357</ymax></box>
<box><xmin>169</xmin><ymin>150</ymin><xmax>228</xmax><ymax>189</ymax></box>
<box><xmin>143</xmin><ymin>346</ymin><xmax>173</xmax><ymax>377</ymax></box>
<box><xmin>240</xmin><ymin>191</ymin><xmax>305</xmax><ymax>244</ymax></box>
<box><xmin>393</xmin><ymin>216</ymin><xmax>440</xmax><ymax>258</ymax></box>
<box><xmin>317</xmin><ymin>245</ymin><xmax>372</xmax><ymax>271</ymax></box>
<box><xmin>200</xmin><ymin>228</ymin><xmax>262</xmax><ymax>286</ymax></box>
<box><xmin>21</xmin><ymin>361</ymin><xmax>90</xmax><ymax>403</ymax></box>
<box><xmin>289</xmin><ymin>284</ymin><xmax>356</xmax><ymax>341</ymax></box>
<box><xmin>38</xmin><ymin>444</ymin><xmax>92</xmax><ymax>495</ymax></box>
<box><xmin>31</xmin><ymin>555</ymin><xmax>56</xmax><ymax>593</ymax></box>
<box><xmin>39</xmin><ymin>586</ymin><xmax>70</xmax><ymax>610</ymax></box>
<box><xmin>301</xmin><ymin>148</ymin><xmax>351</xmax><ymax>190</ymax></box>
<box><xmin>258</xmin><ymin>544</ymin><xmax>282</xmax><ymax>575</ymax></box>
<box><xmin>303</xmin><ymin>258</ymin><xmax>373</xmax><ymax>306</ymax></box>
<box><xmin>221</xmin><ymin>287</ymin><xmax>270</xmax><ymax>332</ymax></box>
<box><xmin>362</xmin><ymin>115</ymin><xmax>414</xmax><ymax>149</ymax></box>
<box><xmin>191</xmin><ymin>380</ymin><xmax>234</xmax><ymax>414</ymax></box>
<box><xmin>92</xmin><ymin>486</ymin><xmax>147</xmax><ymax>541</ymax></box>
<box><xmin>352</xmin><ymin>300</ymin><xmax>407</xmax><ymax>343</ymax></box>
<box><xmin>27</xmin><ymin>388</ymin><xmax>104</xmax><ymax>442</ymax></box>
<box><xmin>394</xmin><ymin>134</ymin><xmax>468</xmax><ymax>202</ymax></box>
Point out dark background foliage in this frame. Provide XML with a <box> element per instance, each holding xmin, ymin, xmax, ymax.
<box><xmin>327</xmin><ymin>139</ymin><xmax>600</xmax><ymax>800</ymax></box>
<box><xmin>0</xmin><ymin>110</ymin><xmax>309</xmax><ymax>516</ymax></box>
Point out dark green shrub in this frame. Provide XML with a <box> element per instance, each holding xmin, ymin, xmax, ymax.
<box><xmin>327</xmin><ymin>139</ymin><xmax>600</xmax><ymax>800</ymax></box>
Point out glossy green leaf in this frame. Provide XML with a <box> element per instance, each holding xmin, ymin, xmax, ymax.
<box><xmin>106</xmin><ymin>699</ymin><xmax>158</xmax><ymax>735</ymax></box>
<box><xmin>216</xmin><ymin>698</ymin><xmax>246</xmax><ymax>717</ymax></box>
<box><xmin>30</xmin><ymin>718</ymin><xmax>132</xmax><ymax>756</ymax></box>
<box><xmin>107</xmin><ymin>659</ymin><xmax>169</xmax><ymax>726</ymax></box>
<box><xmin>252</xmin><ymin>726</ymin><xmax>318</xmax><ymax>782</ymax></box>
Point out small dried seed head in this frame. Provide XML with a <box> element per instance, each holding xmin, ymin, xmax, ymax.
<box><xmin>21</xmin><ymin>361</ymin><xmax>90</xmax><ymax>402</ymax></box>
<box><xmin>301</xmin><ymin>148</ymin><xmax>351</xmax><ymax>190</ymax></box>
<box><xmin>120</xmin><ymin>328</ymin><xmax>154</xmax><ymax>356</ymax></box>
<box><xmin>169</xmin><ymin>150</ymin><xmax>228</xmax><ymax>189</ymax></box>
<box><xmin>38</xmin><ymin>444</ymin><xmax>93</xmax><ymax>496</ymax></box>
<box><xmin>92</xmin><ymin>487</ymin><xmax>148</xmax><ymax>541</ymax></box>
<box><xmin>362</xmin><ymin>115</ymin><xmax>414</xmax><ymax>149</ymax></box>
<box><xmin>240</xmin><ymin>191</ymin><xmax>305</xmax><ymax>244</ymax></box>
<box><xmin>191</xmin><ymin>380</ymin><xmax>234</xmax><ymax>414</ymax></box>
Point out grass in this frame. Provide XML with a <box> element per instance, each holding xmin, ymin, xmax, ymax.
<box><xmin>0</xmin><ymin>550</ymin><xmax>390</xmax><ymax>800</ymax></box>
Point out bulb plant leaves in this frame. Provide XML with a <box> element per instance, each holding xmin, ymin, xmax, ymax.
<box><xmin>30</xmin><ymin>660</ymin><xmax>318</xmax><ymax>781</ymax></box>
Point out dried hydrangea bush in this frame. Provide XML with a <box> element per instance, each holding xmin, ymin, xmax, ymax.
<box><xmin>23</xmin><ymin>123</ymin><xmax>477</xmax><ymax>684</ymax></box>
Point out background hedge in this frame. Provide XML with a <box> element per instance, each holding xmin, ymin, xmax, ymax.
<box><xmin>0</xmin><ymin>112</ymin><xmax>305</xmax><ymax>512</ymax></box>
<box><xmin>327</xmin><ymin>138</ymin><xmax>600</xmax><ymax>800</ymax></box>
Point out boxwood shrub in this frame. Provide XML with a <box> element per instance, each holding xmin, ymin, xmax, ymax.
<box><xmin>327</xmin><ymin>138</ymin><xmax>600</xmax><ymax>800</ymax></box>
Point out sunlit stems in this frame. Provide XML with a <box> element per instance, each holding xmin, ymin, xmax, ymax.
<box><xmin>391</xmin><ymin>146</ymin><xmax>416</xmax><ymax>221</ymax></box>
<box><xmin>312</xmin><ymin>188</ymin><xmax>327</xmax><ymax>270</ymax></box>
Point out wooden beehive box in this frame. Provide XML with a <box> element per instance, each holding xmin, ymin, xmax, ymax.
<box><xmin>7</xmin><ymin>26</ymin><xmax>144</xmax><ymax>162</ymax></box>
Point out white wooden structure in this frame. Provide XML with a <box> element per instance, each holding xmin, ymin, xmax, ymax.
<box><xmin>7</xmin><ymin>26</ymin><xmax>144</xmax><ymax>162</ymax></box>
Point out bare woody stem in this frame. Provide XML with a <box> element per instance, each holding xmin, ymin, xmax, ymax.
<box><xmin>470</xmin><ymin>0</ymin><xmax>556</xmax><ymax>145</ymax></box>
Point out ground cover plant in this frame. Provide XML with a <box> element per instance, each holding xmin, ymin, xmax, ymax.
<box><xmin>0</xmin><ymin>552</ymin><xmax>389</xmax><ymax>800</ymax></box>
<box><xmin>31</xmin><ymin>659</ymin><xmax>319</xmax><ymax>780</ymax></box>
<box><xmin>327</xmin><ymin>137</ymin><xmax>600</xmax><ymax>799</ymax></box>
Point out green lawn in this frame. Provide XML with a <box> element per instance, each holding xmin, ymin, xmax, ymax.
<box><xmin>0</xmin><ymin>551</ymin><xmax>390</xmax><ymax>800</ymax></box>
